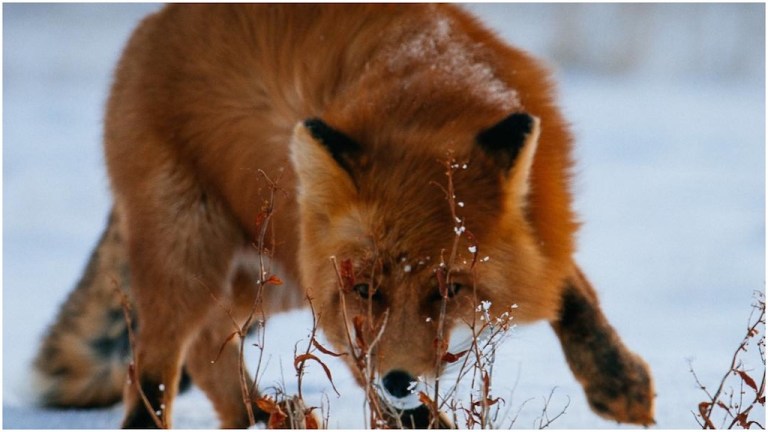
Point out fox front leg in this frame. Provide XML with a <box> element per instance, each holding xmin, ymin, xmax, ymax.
<box><xmin>551</xmin><ymin>266</ymin><xmax>655</xmax><ymax>425</ymax></box>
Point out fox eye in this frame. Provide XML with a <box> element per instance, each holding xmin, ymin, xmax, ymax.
<box><xmin>433</xmin><ymin>283</ymin><xmax>463</xmax><ymax>301</ymax></box>
<box><xmin>353</xmin><ymin>283</ymin><xmax>379</xmax><ymax>300</ymax></box>
<box><xmin>446</xmin><ymin>283</ymin><xmax>463</xmax><ymax>298</ymax></box>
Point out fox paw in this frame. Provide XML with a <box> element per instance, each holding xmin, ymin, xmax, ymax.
<box><xmin>583</xmin><ymin>350</ymin><xmax>655</xmax><ymax>426</ymax></box>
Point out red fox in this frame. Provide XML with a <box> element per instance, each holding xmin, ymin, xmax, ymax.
<box><xmin>33</xmin><ymin>4</ymin><xmax>654</xmax><ymax>428</ymax></box>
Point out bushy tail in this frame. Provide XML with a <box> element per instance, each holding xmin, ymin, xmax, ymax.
<box><xmin>33</xmin><ymin>209</ymin><xmax>133</xmax><ymax>408</ymax></box>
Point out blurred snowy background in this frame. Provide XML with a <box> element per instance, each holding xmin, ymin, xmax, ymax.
<box><xmin>3</xmin><ymin>3</ymin><xmax>764</xmax><ymax>429</ymax></box>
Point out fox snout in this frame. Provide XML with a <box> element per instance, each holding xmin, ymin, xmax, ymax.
<box><xmin>379</xmin><ymin>370</ymin><xmax>453</xmax><ymax>428</ymax></box>
<box><xmin>382</xmin><ymin>369</ymin><xmax>416</xmax><ymax>399</ymax></box>
<box><xmin>375</xmin><ymin>350</ymin><xmax>428</xmax><ymax>409</ymax></box>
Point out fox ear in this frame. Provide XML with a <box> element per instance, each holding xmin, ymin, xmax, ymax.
<box><xmin>302</xmin><ymin>118</ymin><xmax>362</xmax><ymax>176</ymax></box>
<box><xmin>476</xmin><ymin>112</ymin><xmax>540</xmax><ymax>205</ymax></box>
<box><xmin>290</xmin><ymin>118</ymin><xmax>359</xmax><ymax>204</ymax></box>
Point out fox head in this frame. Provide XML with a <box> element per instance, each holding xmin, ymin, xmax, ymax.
<box><xmin>289</xmin><ymin>112</ymin><xmax>559</xmax><ymax>407</ymax></box>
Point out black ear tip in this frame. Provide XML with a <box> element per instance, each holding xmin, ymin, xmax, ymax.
<box><xmin>303</xmin><ymin>117</ymin><xmax>328</xmax><ymax>137</ymax></box>
<box><xmin>301</xmin><ymin>117</ymin><xmax>361</xmax><ymax>174</ymax></box>
<box><xmin>476</xmin><ymin>112</ymin><xmax>536</xmax><ymax>171</ymax></box>
<box><xmin>506</xmin><ymin>112</ymin><xmax>534</xmax><ymax>134</ymax></box>
<box><xmin>477</xmin><ymin>112</ymin><xmax>533</xmax><ymax>150</ymax></box>
<box><xmin>301</xmin><ymin>117</ymin><xmax>357</xmax><ymax>149</ymax></box>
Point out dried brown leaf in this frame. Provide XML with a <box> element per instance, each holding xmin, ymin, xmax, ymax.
<box><xmin>419</xmin><ymin>391</ymin><xmax>434</xmax><ymax>406</ymax></box>
<box><xmin>267</xmin><ymin>410</ymin><xmax>287</xmax><ymax>429</ymax></box>
<box><xmin>256</xmin><ymin>396</ymin><xmax>279</xmax><ymax>414</ymax></box>
<box><xmin>340</xmin><ymin>259</ymin><xmax>355</xmax><ymax>292</ymax></box>
<box><xmin>471</xmin><ymin>396</ymin><xmax>503</xmax><ymax>408</ymax></box>
<box><xmin>304</xmin><ymin>407</ymin><xmax>319</xmax><ymax>429</ymax></box>
<box><xmin>736</xmin><ymin>412</ymin><xmax>749</xmax><ymax>428</ymax></box>
<box><xmin>734</xmin><ymin>369</ymin><xmax>759</xmax><ymax>393</ymax></box>
<box><xmin>294</xmin><ymin>353</ymin><xmax>341</xmax><ymax>396</ymax></box>
<box><xmin>698</xmin><ymin>402</ymin><xmax>715</xmax><ymax>429</ymax></box>
<box><xmin>442</xmin><ymin>349</ymin><xmax>469</xmax><ymax>364</ymax></box>
<box><xmin>353</xmin><ymin>315</ymin><xmax>368</xmax><ymax>351</ymax></box>
<box><xmin>311</xmin><ymin>337</ymin><xmax>347</xmax><ymax>357</ymax></box>
<box><xmin>257</xmin><ymin>397</ymin><xmax>288</xmax><ymax>429</ymax></box>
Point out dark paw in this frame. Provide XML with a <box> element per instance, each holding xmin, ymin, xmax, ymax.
<box><xmin>584</xmin><ymin>351</ymin><xmax>655</xmax><ymax>425</ymax></box>
<box><xmin>122</xmin><ymin>402</ymin><xmax>163</xmax><ymax>429</ymax></box>
<box><xmin>121</xmin><ymin>377</ymin><xmax>166</xmax><ymax>429</ymax></box>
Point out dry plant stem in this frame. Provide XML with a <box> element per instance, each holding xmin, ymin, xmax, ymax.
<box><xmin>506</xmin><ymin>397</ymin><xmax>535</xmax><ymax>428</ymax></box>
<box><xmin>294</xmin><ymin>295</ymin><xmax>344</xmax><ymax>400</ymax></box>
<box><xmin>432</xmin><ymin>155</ymin><xmax>514</xmax><ymax>429</ymax></box>
<box><xmin>203</xmin><ymin>169</ymin><xmax>281</xmax><ymax>427</ymax></box>
<box><xmin>366</xmin><ymin>312</ymin><xmax>392</xmax><ymax>427</ymax></box>
<box><xmin>726</xmin><ymin>297</ymin><xmax>766</xmax><ymax>430</ymax></box>
<box><xmin>321</xmin><ymin>393</ymin><xmax>331</xmax><ymax>428</ymax></box>
<box><xmin>202</xmin><ymin>279</ymin><xmax>258</xmax><ymax>426</ymax></box>
<box><xmin>330</xmin><ymin>257</ymin><xmax>390</xmax><ymax>428</ymax></box>
<box><xmin>468</xmin><ymin>313</ymin><xmax>491</xmax><ymax>428</ymax></box>
<box><xmin>437</xmin><ymin>287</ymin><xmax>484</xmax><ymax>407</ymax></box>
<box><xmin>437</xmin><ymin>282</ymin><xmax>520</xmax><ymax>427</ymax></box>
<box><xmin>497</xmin><ymin>366</ymin><xmax>532</xmax><ymax>428</ymax></box>
<box><xmin>431</xmin><ymin>295</ymin><xmax>449</xmax><ymax>427</ymax></box>
<box><xmin>200</xmin><ymin>265</ymin><xmax>259</xmax><ymax>426</ymax></box>
<box><xmin>115</xmin><ymin>286</ymin><xmax>165</xmax><ymax>429</ymax></box>
<box><xmin>429</xmin><ymin>156</ymin><xmax>465</xmax><ymax>427</ymax></box>
<box><xmin>238</xmin><ymin>320</ymin><xmax>257</xmax><ymax>425</ymax></box>
<box><xmin>295</xmin><ymin>299</ymin><xmax>320</xmax><ymax>400</ymax></box>
<box><xmin>690</xmin><ymin>294</ymin><xmax>766</xmax><ymax>429</ymax></box>
<box><xmin>330</xmin><ymin>257</ymin><xmax>356</xmax><ymax>356</ymax></box>
<box><xmin>357</xmin><ymin>307</ymin><xmax>391</xmax><ymax>427</ymax></box>
<box><xmin>242</xmin><ymin>170</ymin><xmax>282</xmax><ymax>425</ymax></box>
<box><xmin>247</xmin><ymin>169</ymin><xmax>282</xmax><ymax>397</ymax></box>
<box><xmin>535</xmin><ymin>387</ymin><xmax>570</xmax><ymax>429</ymax></box>
<box><xmin>363</xmin><ymin>246</ymin><xmax>385</xmax><ymax>427</ymax></box>
<box><xmin>441</xmin><ymin>313</ymin><xmax>514</xmax><ymax>424</ymax></box>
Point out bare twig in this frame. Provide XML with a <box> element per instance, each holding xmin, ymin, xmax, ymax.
<box><xmin>330</xmin><ymin>255</ymin><xmax>396</xmax><ymax>428</ymax></box>
<box><xmin>294</xmin><ymin>296</ymin><xmax>344</xmax><ymax>399</ymax></box>
<box><xmin>690</xmin><ymin>292</ymin><xmax>765</xmax><ymax>429</ymax></box>
<box><xmin>114</xmin><ymin>285</ymin><xmax>166</xmax><ymax>429</ymax></box>
<box><xmin>534</xmin><ymin>387</ymin><xmax>570</xmax><ymax>429</ymax></box>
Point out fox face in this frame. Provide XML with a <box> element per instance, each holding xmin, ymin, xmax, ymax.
<box><xmin>291</xmin><ymin>112</ymin><xmax>560</xmax><ymax>404</ymax></box>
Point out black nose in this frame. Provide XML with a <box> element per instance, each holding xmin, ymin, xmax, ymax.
<box><xmin>382</xmin><ymin>370</ymin><xmax>415</xmax><ymax>398</ymax></box>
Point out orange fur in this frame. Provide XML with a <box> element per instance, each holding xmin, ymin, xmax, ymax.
<box><xmin>35</xmin><ymin>4</ymin><xmax>653</xmax><ymax>428</ymax></box>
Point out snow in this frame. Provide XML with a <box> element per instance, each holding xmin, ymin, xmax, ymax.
<box><xmin>3</xmin><ymin>3</ymin><xmax>764</xmax><ymax>429</ymax></box>
<box><xmin>386</xmin><ymin>11</ymin><xmax>519</xmax><ymax>112</ymax></box>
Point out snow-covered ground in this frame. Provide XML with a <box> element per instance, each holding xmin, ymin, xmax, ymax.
<box><xmin>3</xmin><ymin>4</ymin><xmax>764</xmax><ymax>429</ymax></box>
